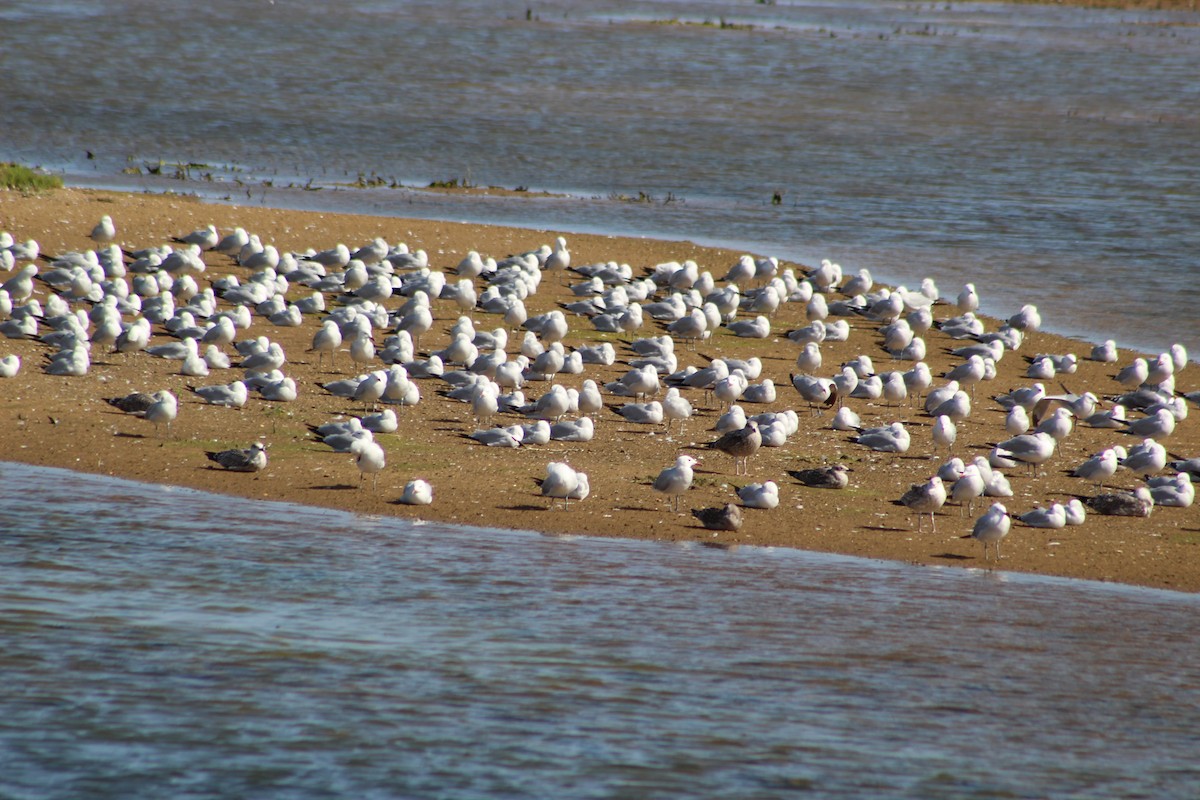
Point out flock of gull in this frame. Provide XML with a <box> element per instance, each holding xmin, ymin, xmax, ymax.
<box><xmin>1</xmin><ymin>213</ymin><xmax>1196</xmax><ymax>561</ymax></box>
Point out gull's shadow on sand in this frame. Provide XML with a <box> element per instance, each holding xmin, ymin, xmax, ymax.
<box><xmin>859</xmin><ymin>525</ymin><xmax>909</xmax><ymax>533</ymax></box>
<box><xmin>500</xmin><ymin>504</ymin><xmax>549</xmax><ymax>512</ymax></box>
<box><xmin>113</xmin><ymin>432</ymin><xmax>150</xmax><ymax>439</ymax></box>
<box><xmin>932</xmin><ymin>552</ymin><xmax>973</xmax><ymax>561</ymax></box>
<box><xmin>312</xmin><ymin>483</ymin><xmax>357</xmax><ymax>491</ymax></box>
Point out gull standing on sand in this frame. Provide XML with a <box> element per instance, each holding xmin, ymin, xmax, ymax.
<box><xmin>205</xmin><ymin>441</ymin><xmax>268</xmax><ymax>472</ymax></box>
<box><xmin>928</xmin><ymin>389</ymin><xmax>971</xmax><ymax>423</ymax></box>
<box><xmin>136</xmin><ymin>391</ymin><xmax>177</xmax><ymax>435</ymax></box>
<box><xmin>655</xmin><ymin>455</ymin><xmax>698</xmax><ymax>513</ymax></box>
<box><xmin>795</xmin><ymin>342</ymin><xmax>822</xmax><ymax>374</ymax></box>
<box><xmin>994</xmin><ymin>431</ymin><xmax>1056</xmax><ymax>474</ymax></box>
<box><xmin>309</xmin><ymin>320</ymin><xmax>342</xmax><ymax>369</ymax></box>
<box><xmin>708</xmin><ymin>421</ymin><xmax>762</xmax><ymax>475</ymax></box>
<box><xmin>944</xmin><ymin>355</ymin><xmax>987</xmax><ymax>398</ymax></box>
<box><xmin>1005</xmin><ymin>406</ymin><xmax>1030</xmax><ymax>435</ymax></box>
<box><xmin>1034</xmin><ymin>407</ymin><xmax>1074</xmax><ymax>441</ymax></box>
<box><xmin>956</xmin><ymin>283</ymin><xmax>979</xmax><ymax>313</ymax></box>
<box><xmin>965</xmin><ymin>503</ymin><xmax>1011</xmax><ymax>561</ymax></box>
<box><xmin>661</xmin><ymin>387</ymin><xmax>693</xmax><ymax>435</ymax></box>
<box><xmin>950</xmin><ymin>464</ymin><xmax>987</xmax><ymax>515</ymax></box>
<box><xmin>1115</xmin><ymin>358</ymin><xmax>1149</xmax><ymax>388</ymax></box>
<box><xmin>790</xmin><ymin>374</ymin><xmax>837</xmax><ymax>414</ymax></box>
<box><xmin>1070</xmin><ymin>448</ymin><xmax>1119</xmax><ymax>488</ymax></box>
<box><xmin>539</xmin><ymin>461</ymin><xmax>588</xmax><ymax>508</ymax></box>
<box><xmin>351</xmin><ymin>437</ymin><xmax>386</xmax><ymax>491</ymax></box>
<box><xmin>577</xmin><ymin>379</ymin><xmax>604</xmax><ymax>419</ymax></box>
<box><xmin>897</xmin><ymin>475</ymin><xmax>947</xmax><ymax>532</ymax></box>
<box><xmin>522</xmin><ymin>384</ymin><xmax>572</xmax><ymax>421</ymax></box>
<box><xmin>932</xmin><ymin>415</ymin><xmax>957</xmax><ymax>455</ymax></box>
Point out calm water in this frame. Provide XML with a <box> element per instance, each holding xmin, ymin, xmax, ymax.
<box><xmin>2</xmin><ymin>0</ymin><xmax>1199</xmax><ymax>356</ymax></box>
<box><xmin>2</xmin><ymin>461</ymin><xmax>1199</xmax><ymax>798</ymax></box>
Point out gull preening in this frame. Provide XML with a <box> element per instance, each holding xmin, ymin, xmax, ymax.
<box><xmin>538</xmin><ymin>461</ymin><xmax>589</xmax><ymax>508</ymax></box>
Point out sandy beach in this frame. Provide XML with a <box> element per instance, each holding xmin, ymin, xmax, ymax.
<box><xmin>1</xmin><ymin>187</ymin><xmax>1196</xmax><ymax>592</ymax></box>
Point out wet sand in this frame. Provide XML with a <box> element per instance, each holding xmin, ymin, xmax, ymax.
<box><xmin>1</xmin><ymin>188</ymin><xmax>1197</xmax><ymax>591</ymax></box>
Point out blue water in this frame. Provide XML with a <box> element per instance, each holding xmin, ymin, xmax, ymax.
<box><xmin>1</xmin><ymin>0</ymin><xmax>1198</xmax><ymax>355</ymax></box>
<box><xmin>2</xmin><ymin>461</ymin><xmax>1199</xmax><ymax>798</ymax></box>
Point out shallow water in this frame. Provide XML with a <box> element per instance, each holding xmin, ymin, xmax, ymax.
<box><xmin>2</xmin><ymin>461</ymin><xmax>1199</xmax><ymax>798</ymax></box>
<box><xmin>2</xmin><ymin>0</ymin><xmax>1199</xmax><ymax>355</ymax></box>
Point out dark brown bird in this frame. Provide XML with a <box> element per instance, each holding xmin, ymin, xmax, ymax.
<box><xmin>788</xmin><ymin>464</ymin><xmax>851</xmax><ymax>490</ymax></box>
<box><xmin>1086</xmin><ymin>487</ymin><xmax>1153</xmax><ymax>517</ymax></box>
<box><xmin>707</xmin><ymin>420</ymin><xmax>761</xmax><ymax>475</ymax></box>
<box><xmin>691</xmin><ymin>503</ymin><xmax>743</xmax><ymax>531</ymax></box>
<box><xmin>104</xmin><ymin>392</ymin><xmax>158</xmax><ymax>414</ymax></box>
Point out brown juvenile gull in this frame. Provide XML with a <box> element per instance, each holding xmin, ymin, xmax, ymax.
<box><xmin>707</xmin><ymin>420</ymin><xmax>762</xmax><ymax>475</ymax></box>
<box><xmin>205</xmin><ymin>442</ymin><xmax>268</xmax><ymax>472</ymax></box>
<box><xmin>691</xmin><ymin>503</ymin><xmax>743</xmax><ymax>532</ymax></box>
<box><xmin>104</xmin><ymin>391</ymin><xmax>158</xmax><ymax>414</ymax></box>
<box><xmin>895</xmin><ymin>475</ymin><xmax>947</xmax><ymax>532</ymax></box>
<box><xmin>107</xmin><ymin>390</ymin><xmax>178</xmax><ymax>435</ymax></box>
<box><xmin>788</xmin><ymin>464</ymin><xmax>851</xmax><ymax>490</ymax></box>
<box><xmin>1085</xmin><ymin>487</ymin><xmax>1154</xmax><ymax>518</ymax></box>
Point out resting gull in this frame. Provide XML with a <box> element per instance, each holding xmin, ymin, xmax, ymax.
<box><xmin>206</xmin><ymin>441</ymin><xmax>268</xmax><ymax>472</ymax></box>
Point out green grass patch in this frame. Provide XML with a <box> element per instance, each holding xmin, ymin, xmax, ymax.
<box><xmin>0</xmin><ymin>163</ymin><xmax>62</xmax><ymax>192</ymax></box>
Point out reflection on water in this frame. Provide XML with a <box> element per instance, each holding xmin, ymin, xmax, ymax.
<box><xmin>1</xmin><ymin>0</ymin><xmax>1198</xmax><ymax>355</ymax></box>
<box><xmin>2</xmin><ymin>461</ymin><xmax>1199</xmax><ymax>798</ymax></box>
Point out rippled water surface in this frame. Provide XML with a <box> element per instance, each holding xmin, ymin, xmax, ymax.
<box><xmin>2</xmin><ymin>0</ymin><xmax>1198</xmax><ymax>354</ymax></box>
<box><xmin>2</xmin><ymin>462</ymin><xmax>1199</xmax><ymax>798</ymax></box>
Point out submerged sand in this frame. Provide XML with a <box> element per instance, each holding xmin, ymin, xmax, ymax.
<box><xmin>0</xmin><ymin>188</ymin><xmax>1196</xmax><ymax>591</ymax></box>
